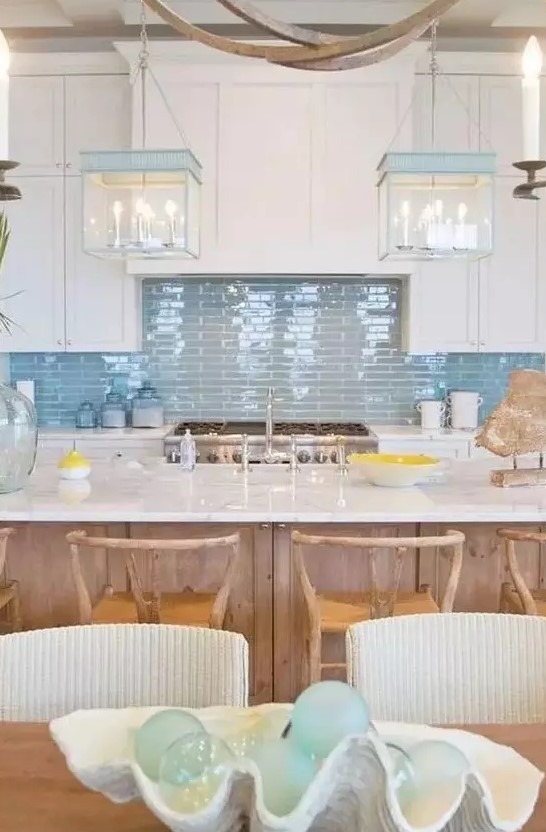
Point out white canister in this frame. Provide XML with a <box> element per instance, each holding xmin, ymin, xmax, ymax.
<box><xmin>416</xmin><ymin>400</ymin><xmax>446</xmax><ymax>430</ymax></box>
<box><xmin>447</xmin><ymin>391</ymin><xmax>483</xmax><ymax>430</ymax></box>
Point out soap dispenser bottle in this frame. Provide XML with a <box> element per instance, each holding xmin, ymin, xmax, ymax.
<box><xmin>179</xmin><ymin>429</ymin><xmax>196</xmax><ymax>470</ymax></box>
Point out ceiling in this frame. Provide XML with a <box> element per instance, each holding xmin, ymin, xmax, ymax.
<box><xmin>2</xmin><ymin>0</ymin><xmax>546</xmax><ymax>52</ymax></box>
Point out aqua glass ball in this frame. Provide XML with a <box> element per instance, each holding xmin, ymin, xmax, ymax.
<box><xmin>290</xmin><ymin>681</ymin><xmax>370</xmax><ymax>760</ymax></box>
<box><xmin>247</xmin><ymin>739</ymin><xmax>316</xmax><ymax>816</ymax></box>
<box><xmin>394</xmin><ymin>739</ymin><xmax>470</xmax><ymax>818</ymax></box>
<box><xmin>134</xmin><ymin>709</ymin><xmax>204</xmax><ymax>781</ymax></box>
<box><xmin>158</xmin><ymin>731</ymin><xmax>235</xmax><ymax>814</ymax></box>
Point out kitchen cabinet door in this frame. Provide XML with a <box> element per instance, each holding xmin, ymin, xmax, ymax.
<box><xmin>217</xmin><ymin>82</ymin><xmax>313</xmax><ymax>270</ymax></box>
<box><xmin>478</xmin><ymin>177</ymin><xmax>544</xmax><ymax>352</ymax></box>
<box><xmin>9</xmin><ymin>76</ymin><xmax>64</xmax><ymax>176</ymax></box>
<box><xmin>64</xmin><ymin>177</ymin><xmax>140</xmax><ymax>352</ymax></box>
<box><xmin>405</xmin><ymin>260</ymin><xmax>480</xmax><ymax>353</ymax></box>
<box><xmin>64</xmin><ymin>75</ymin><xmax>131</xmax><ymax>173</ymax></box>
<box><xmin>0</xmin><ymin>176</ymin><xmax>65</xmax><ymax>352</ymax></box>
<box><xmin>318</xmin><ymin>80</ymin><xmax>402</xmax><ymax>272</ymax></box>
<box><xmin>479</xmin><ymin>76</ymin><xmax>523</xmax><ymax>175</ymax></box>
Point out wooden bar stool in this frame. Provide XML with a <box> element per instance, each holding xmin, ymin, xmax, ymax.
<box><xmin>67</xmin><ymin>531</ymin><xmax>241</xmax><ymax>628</ymax></box>
<box><xmin>0</xmin><ymin>528</ymin><xmax>21</xmax><ymax>632</ymax></box>
<box><xmin>292</xmin><ymin>529</ymin><xmax>465</xmax><ymax>684</ymax></box>
<box><xmin>497</xmin><ymin>528</ymin><xmax>546</xmax><ymax>615</ymax></box>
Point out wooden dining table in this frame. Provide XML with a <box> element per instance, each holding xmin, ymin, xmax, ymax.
<box><xmin>1</xmin><ymin>722</ymin><xmax>545</xmax><ymax>830</ymax></box>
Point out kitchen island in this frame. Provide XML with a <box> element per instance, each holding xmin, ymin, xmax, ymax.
<box><xmin>2</xmin><ymin>457</ymin><xmax>546</xmax><ymax>702</ymax></box>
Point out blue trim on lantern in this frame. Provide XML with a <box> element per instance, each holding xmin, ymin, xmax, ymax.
<box><xmin>80</xmin><ymin>149</ymin><xmax>203</xmax><ymax>183</ymax></box>
<box><xmin>377</xmin><ymin>151</ymin><xmax>497</xmax><ymax>176</ymax></box>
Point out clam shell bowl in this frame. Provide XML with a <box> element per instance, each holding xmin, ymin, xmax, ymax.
<box><xmin>50</xmin><ymin>704</ymin><xmax>543</xmax><ymax>832</ymax></box>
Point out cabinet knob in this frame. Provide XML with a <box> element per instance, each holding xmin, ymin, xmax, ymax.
<box><xmin>259</xmin><ymin>523</ymin><xmax>270</xmax><ymax>530</ymax></box>
<box><xmin>55</xmin><ymin>162</ymin><xmax>63</xmax><ymax>168</ymax></box>
<box><xmin>66</xmin><ymin>162</ymin><xmax>72</xmax><ymax>169</ymax></box>
<box><xmin>67</xmin><ymin>340</ymin><xmax>72</xmax><ymax>346</ymax></box>
<box><xmin>480</xmin><ymin>341</ymin><xmax>485</xmax><ymax>347</ymax></box>
<box><xmin>56</xmin><ymin>339</ymin><xmax>63</xmax><ymax>346</ymax></box>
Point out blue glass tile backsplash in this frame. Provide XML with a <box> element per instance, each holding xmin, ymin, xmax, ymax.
<box><xmin>10</xmin><ymin>276</ymin><xmax>545</xmax><ymax>427</ymax></box>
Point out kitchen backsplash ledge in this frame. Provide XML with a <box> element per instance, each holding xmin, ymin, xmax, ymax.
<box><xmin>10</xmin><ymin>276</ymin><xmax>545</xmax><ymax>427</ymax></box>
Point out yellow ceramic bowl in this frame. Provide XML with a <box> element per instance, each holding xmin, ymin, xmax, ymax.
<box><xmin>348</xmin><ymin>453</ymin><xmax>440</xmax><ymax>487</ymax></box>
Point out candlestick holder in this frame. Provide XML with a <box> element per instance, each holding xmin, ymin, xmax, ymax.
<box><xmin>0</xmin><ymin>160</ymin><xmax>21</xmax><ymax>202</ymax></box>
<box><xmin>513</xmin><ymin>160</ymin><xmax>546</xmax><ymax>199</ymax></box>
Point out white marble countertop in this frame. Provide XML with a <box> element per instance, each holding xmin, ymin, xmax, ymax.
<box><xmin>1</xmin><ymin>457</ymin><xmax>546</xmax><ymax>523</ymax></box>
<box><xmin>38</xmin><ymin>426</ymin><xmax>173</xmax><ymax>441</ymax></box>
<box><xmin>369</xmin><ymin>425</ymin><xmax>478</xmax><ymax>442</ymax></box>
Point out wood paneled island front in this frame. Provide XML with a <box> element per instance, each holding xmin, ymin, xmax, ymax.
<box><xmin>2</xmin><ymin>459</ymin><xmax>545</xmax><ymax>702</ymax></box>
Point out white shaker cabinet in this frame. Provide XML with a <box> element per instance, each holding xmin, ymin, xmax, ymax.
<box><xmin>9</xmin><ymin>76</ymin><xmax>64</xmax><ymax>176</ymax></box>
<box><xmin>124</xmin><ymin>54</ymin><xmax>415</xmax><ymax>275</ymax></box>
<box><xmin>0</xmin><ymin>177</ymin><xmax>65</xmax><ymax>352</ymax></box>
<box><xmin>4</xmin><ymin>71</ymin><xmax>139</xmax><ymax>353</ymax></box>
<box><xmin>64</xmin><ymin>178</ymin><xmax>140</xmax><ymax>352</ymax></box>
<box><xmin>479</xmin><ymin>178</ymin><xmax>544</xmax><ymax>352</ymax></box>
<box><xmin>10</xmin><ymin>74</ymin><xmax>130</xmax><ymax>175</ymax></box>
<box><xmin>479</xmin><ymin>76</ymin><xmax>522</xmax><ymax>175</ymax></box>
<box><xmin>64</xmin><ymin>74</ymin><xmax>131</xmax><ymax>173</ymax></box>
<box><xmin>405</xmin><ymin>260</ymin><xmax>480</xmax><ymax>353</ymax></box>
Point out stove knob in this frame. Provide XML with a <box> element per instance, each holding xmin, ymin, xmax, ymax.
<box><xmin>330</xmin><ymin>450</ymin><xmax>338</xmax><ymax>464</ymax></box>
<box><xmin>232</xmin><ymin>450</ymin><xmax>242</xmax><ymax>464</ymax></box>
<box><xmin>207</xmin><ymin>450</ymin><xmax>219</xmax><ymax>463</ymax></box>
<box><xmin>297</xmin><ymin>450</ymin><xmax>311</xmax><ymax>464</ymax></box>
<box><xmin>314</xmin><ymin>451</ymin><xmax>328</xmax><ymax>464</ymax></box>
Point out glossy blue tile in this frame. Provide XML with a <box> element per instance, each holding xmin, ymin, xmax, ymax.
<box><xmin>9</xmin><ymin>277</ymin><xmax>546</xmax><ymax>426</ymax></box>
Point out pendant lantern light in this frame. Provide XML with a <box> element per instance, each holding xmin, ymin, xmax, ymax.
<box><xmin>81</xmin><ymin>2</ymin><xmax>202</xmax><ymax>260</ymax></box>
<box><xmin>377</xmin><ymin>22</ymin><xmax>496</xmax><ymax>260</ymax></box>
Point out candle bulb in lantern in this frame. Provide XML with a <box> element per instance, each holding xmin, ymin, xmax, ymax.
<box><xmin>522</xmin><ymin>36</ymin><xmax>543</xmax><ymax>161</ymax></box>
<box><xmin>165</xmin><ymin>199</ymin><xmax>178</xmax><ymax>246</ymax></box>
<box><xmin>112</xmin><ymin>200</ymin><xmax>123</xmax><ymax>248</ymax></box>
<box><xmin>142</xmin><ymin>202</ymin><xmax>154</xmax><ymax>244</ymax></box>
<box><xmin>135</xmin><ymin>197</ymin><xmax>146</xmax><ymax>244</ymax></box>
<box><xmin>0</xmin><ymin>31</ymin><xmax>9</xmax><ymax>160</ymax></box>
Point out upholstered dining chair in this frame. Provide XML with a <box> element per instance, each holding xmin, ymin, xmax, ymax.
<box><xmin>347</xmin><ymin>613</ymin><xmax>546</xmax><ymax>724</ymax></box>
<box><xmin>292</xmin><ymin>529</ymin><xmax>465</xmax><ymax>684</ymax></box>
<box><xmin>0</xmin><ymin>623</ymin><xmax>249</xmax><ymax>721</ymax></box>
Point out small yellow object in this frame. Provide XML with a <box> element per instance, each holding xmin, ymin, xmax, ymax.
<box><xmin>58</xmin><ymin>449</ymin><xmax>91</xmax><ymax>480</ymax></box>
<box><xmin>348</xmin><ymin>453</ymin><xmax>439</xmax><ymax>466</ymax></box>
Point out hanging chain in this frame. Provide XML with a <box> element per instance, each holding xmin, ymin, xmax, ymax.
<box><xmin>139</xmin><ymin>0</ymin><xmax>149</xmax><ymax>150</ymax></box>
<box><xmin>130</xmin><ymin>0</ymin><xmax>195</xmax><ymax>154</ymax></box>
<box><xmin>429</xmin><ymin>19</ymin><xmax>438</xmax><ymax>150</ymax></box>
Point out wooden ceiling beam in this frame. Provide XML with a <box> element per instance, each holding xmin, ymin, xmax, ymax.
<box><xmin>141</xmin><ymin>0</ymin><xmax>462</xmax><ymax>66</ymax></box>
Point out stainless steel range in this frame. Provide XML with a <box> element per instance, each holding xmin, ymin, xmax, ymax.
<box><xmin>164</xmin><ymin>389</ymin><xmax>378</xmax><ymax>465</ymax></box>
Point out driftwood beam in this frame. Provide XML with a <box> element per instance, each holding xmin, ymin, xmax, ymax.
<box><xmin>490</xmin><ymin>468</ymin><xmax>546</xmax><ymax>488</ymax></box>
<box><xmin>141</xmin><ymin>0</ymin><xmax>463</xmax><ymax>67</ymax></box>
<box><xmin>216</xmin><ymin>0</ymin><xmax>341</xmax><ymax>45</ymax></box>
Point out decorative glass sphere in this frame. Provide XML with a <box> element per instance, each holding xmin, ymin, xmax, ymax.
<box><xmin>134</xmin><ymin>709</ymin><xmax>204</xmax><ymax>781</ymax></box>
<box><xmin>158</xmin><ymin>731</ymin><xmax>235</xmax><ymax>814</ymax></box>
<box><xmin>290</xmin><ymin>681</ymin><xmax>370</xmax><ymax>760</ymax></box>
<box><xmin>0</xmin><ymin>384</ymin><xmax>37</xmax><ymax>493</ymax></box>
<box><xmin>394</xmin><ymin>739</ymin><xmax>470</xmax><ymax>822</ymax></box>
<box><xmin>247</xmin><ymin>739</ymin><xmax>316</xmax><ymax>816</ymax></box>
<box><xmin>226</xmin><ymin>710</ymin><xmax>290</xmax><ymax>758</ymax></box>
